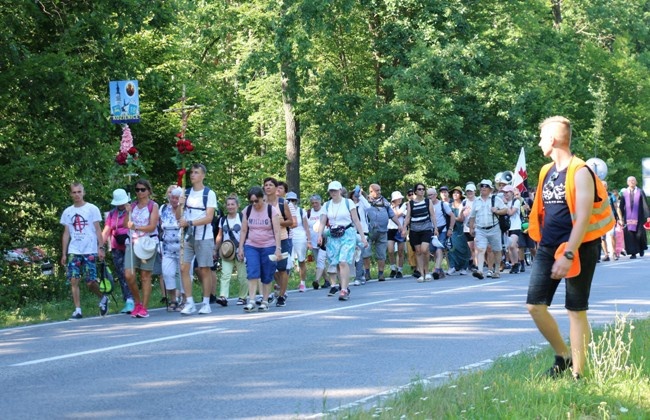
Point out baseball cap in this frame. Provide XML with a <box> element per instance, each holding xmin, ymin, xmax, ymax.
<box><xmin>479</xmin><ymin>179</ymin><xmax>494</xmax><ymax>189</ymax></box>
<box><xmin>327</xmin><ymin>181</ymin><xmax>342</xmax><ymax>191</ymax></box>
<box><xmin>286</xmin><ymin>191</ymin><xmax>298</xmax><ymax>200</ymax></box>
<box><xmin>439</xmin><ymin>185</ymin><xmax>449</xmax><ymax>191</ymax></box>
<box><xmin>465</xmin><ymin>183</ymin><xmax>477</xmax><ymax>192</ymax></box>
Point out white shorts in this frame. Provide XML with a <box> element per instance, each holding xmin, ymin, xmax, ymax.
<box><xmin>292</xmin><ymin>238</ymin><xmax>308</xmax><ymax>262</ymax></box>
<box><xmin>316</xmin><ymin>247</ymin><xmax>327</xmax><ymax>270</ymax></box>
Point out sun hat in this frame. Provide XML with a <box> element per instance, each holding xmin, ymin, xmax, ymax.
<box><xmin>327</xmin><ymin>181</ymin><xmax>343</xmax><ymax>191</ymax></box>
<box><xmin>286</xmin><ymin>191</ymin><xmax>298</xmax><ymax>200</ymax></box>
<box><xmin>219</xmin><ymin>240</ymin><xmax>236</xmax><ymax>260</ymax></box>
<box><xmin>450</xmin><ymin>186</ymin><xmax>464</xmax><ymax>195</ymax></box>
<box><xmin>479</xmin><ymin>179</ymin><xmax>494</xmax><ymax>189</ymax></box>
<box><xmin>502</xmin><ymin>185</ymin><xmax>515</xmax><ymax>192</ymax></box>
<box><xmin>391</xmin><ymin>191</ymin><xmax>404</xmax><ymax>201</ymax></box>
<box><xmin>111</xmin><ymin>189</ymin><xmax>129</xmax><ymax>206</ymax></box>
<box><xmin>133</xmin><ymin>236</ymin><xmax>157</xmax><ymax>262</ymax></box>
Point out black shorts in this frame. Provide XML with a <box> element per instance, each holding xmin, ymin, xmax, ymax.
<box><xmin>526</xmin><ymin>239</ymin><xmax>599</xmax><ymax>311</ymax></box>
<box><xmin>409</xmin><ymin>230</ymin><xmax>433</xmax><ymax>248</ymax></box>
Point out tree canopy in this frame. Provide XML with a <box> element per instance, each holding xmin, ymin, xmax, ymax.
<box><xmin>2</xmin><ymin>0</ymin><xmax>649</xmax><ymax>253</ymax></box>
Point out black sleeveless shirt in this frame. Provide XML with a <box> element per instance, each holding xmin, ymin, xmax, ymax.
<box><xmin>540</xmin><ymin>166</ymin><xmax>572</xmax><ymax>247</ymax></box>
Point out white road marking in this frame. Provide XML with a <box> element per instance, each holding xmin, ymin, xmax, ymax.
<box><xmin>10</xmin><ymin>327</ymin><xmax>227</xmax><ymax>367</ymax></box>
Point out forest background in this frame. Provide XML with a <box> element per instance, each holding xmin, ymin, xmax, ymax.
<box><xmin>1</xmin><ymin>0</ymin><xmax>650</xmax><ymax>260</ymax></box>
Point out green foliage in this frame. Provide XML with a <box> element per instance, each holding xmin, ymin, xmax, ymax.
<box><xmin>0</xmin><ymin>263</ymin><xmax>68</xmax><ymax>310</ymax></box>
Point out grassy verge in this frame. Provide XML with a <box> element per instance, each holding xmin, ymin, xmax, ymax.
<box><xmin>335</xmin><ymin>314</ymin><xmax>650</xmax><ymax>419</ymax></box>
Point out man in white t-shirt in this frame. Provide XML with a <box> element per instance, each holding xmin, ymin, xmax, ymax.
<box><xmin>177</xmin><ymin>164</ymin><xmax>217</xmax><ymax>315</ymax></box>
<box><xmin>60</xmin><ymin>182</ymin><xmax>106</xmax><ymax>320</ymax></box>
<box><xmin>286</xmin><ymin>191</ymin><xmax>312</xmax><ymax>292</ymax></box>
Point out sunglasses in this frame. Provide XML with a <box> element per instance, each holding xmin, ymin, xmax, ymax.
<box><xmin>249</xmin><ymin>199</ymin><xmax>260</xmax><ymax>204</ymax></box>
<box><xmin>135</xmin><ymin>187</ymin><xmax>148</xmax><ymax>192</ymax></box>
<box><xmin>479</xmin><ymin>184</ymin><xmax>491</xmax><ymax>188</ymax></box>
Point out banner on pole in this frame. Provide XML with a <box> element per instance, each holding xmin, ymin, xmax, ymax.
<box><xmin>109</xmin><ymin>80</ymin><xmax>140</xmax><ymax>124</ymax></box>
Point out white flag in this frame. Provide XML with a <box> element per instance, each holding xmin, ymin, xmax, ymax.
<box><xmin>512</xmin><ymin>147</ymin><xmax>529</xmax><ymax>195</ymax></box>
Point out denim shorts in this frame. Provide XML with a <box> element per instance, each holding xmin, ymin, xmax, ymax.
<box><xmin>244</xmin><ymin>245</ymin><xmax>277</xmax><ymax>284</ymax></box>
<box><xmin>276</xmin><ymin>238</ymin><xmax>292</xmax><ymax>271</ymax></box>
<box><xmin>526</xmin><ymin>239</ymin><xmax>599</xmax><ymax>311</ymax></box>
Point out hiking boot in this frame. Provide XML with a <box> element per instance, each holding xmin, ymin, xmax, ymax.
<box><xmin>546</xmin><ymin>355</ymin><xmax>572</xmax><ymax>379</ymax></box>
<box><xmin>198</xmin><ymin>303</ymin><xmax>212</xmax><ymax>314</ymax></box>
<box><xmin>328</xmin><ymin>285</ymin><xmax>340</xmax><ymax>296</ymax></box>
<box><xmin>99</xmin><ymin>295</ymin><xmax>109</xmax><ymax>317</ymax></box>
<box><xmin>276</xmin><ymin>295</ymin><xmax>286</xmax><ymax>307</ymax></box>
<box><xmin>389</xmin><ymin>269</ymin><xmax>397</xmax><ymax>278</ymax></box>
<box><xmin>216</xmin><ymin>296</ymin><xmax>228</xmax><ymax>307</ymax></box>
<box><xmin>180</xmin><ymin>301</ymin><xmax>197</xmax><ymax>315</ymax></box>
<box><xmin>69</xmin><ymin>311</ymin><xmax>83</xmax><ymax>320</ymax></box>
<box><xmin>338</xmin><ymin>288</ymin><xmax>350</xmax><ymax>301</ymax></box>
<box><xmin>510</xmin><ymin>263</ymin><xmax>520</xmax><ymax>274</ymax></box>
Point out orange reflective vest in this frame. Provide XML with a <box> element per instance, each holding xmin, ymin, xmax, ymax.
<box><xmin>528</xmin><ymin>156</ymin><xmax>615</xmax><ymax>243</ymax></box>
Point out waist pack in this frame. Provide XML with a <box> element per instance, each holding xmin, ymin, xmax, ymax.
<box><xmin>115</xmin><ymin>233</ymin><xmax>129</xmax><ymax>246</ymax></box>
<box><xmin>330</xmin><ymin>224</ymin><xmax>351</xmax><ymax>238</ymax></box>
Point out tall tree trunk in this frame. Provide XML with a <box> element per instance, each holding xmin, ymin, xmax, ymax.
<box><xmin>551</xmin><ymin>0</ymin><xmax>562</xmax><ymax>30</ymax></box>
<box><xmin>282</xmin><ymin>66</ymin><xmax>300</xmax><ymax>194</ymax></box>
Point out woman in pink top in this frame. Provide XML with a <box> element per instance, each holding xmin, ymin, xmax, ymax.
<box><xmin>238</xmin><ymin>186</ymin><xmax>282</xmax><ymax>312</ymax></box>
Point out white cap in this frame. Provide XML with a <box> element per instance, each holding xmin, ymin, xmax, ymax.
<box><xmin>465</xmin><ymin>183</ymin><xmax>477</xmax><ymax>192</ymax></box>
<box><xmin>111</xmin><ymin>189</ymin><xmax>129</xmax><ymax>206</ymax></box>
<box><xmin>479</xmin><ymin>179</ymin><xmax>494</xmax><ymax>189</ymax></box>
<box><xmin>328</xmin><ymin>181</ymin><xmax>343</xmax><ymax>191</ymax></box>
<box><xmin>286</xmin><ymin>191</ymin><xmax>298</xmax><ymax>200</ymax></box>
<box><xmin>391</xmin><ymin>191</ymin><xmax>404</xmax><ymax>201</ymax></box>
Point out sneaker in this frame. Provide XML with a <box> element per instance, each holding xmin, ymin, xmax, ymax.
<box><xmin>267</xmin><ymin>294</ymin><xmax>275</xmax><ymax>304</ymax></box>
<box><xmin>243</xmin><ymin>302</ymin><xmax>256</xmax><ymax>312</ymax></box>
<box><xmin>69</xmin><ymin>311</ymin><xmax>83</xmax><ymax>320</ymax></box>
<box><xmin>180</xmin><ymin>301</ymin><xmax>197</xmax><ymax>315</ymax></box>
<box><xmin>459</xmin><ymin>269</ymin><xmax>468</xmax><ymax>275</ymax></box>
<box><xmin>216</xmin><ymin>297</ymin><xmax>228</xmax><ymax>307</ymax></box>
<box><xmin>198</xmin><ymin>303</ymin><xmax>212</xmax><ymax>314</ymax></box>
<box><xmin>237</xmin><ymin>297</ymin><xmax>247</xmax><ymax>305</ymax></box>
<box><xmin>492</xmin><ymin>271</ymin><xmax>500</xmax><ymax>278</ymax></box>
<box><xmin>137</xmin><ymin>307</ymin><xmax>149</xmax><ymax>318</ymax></box>
<box><xmin>255</xmin><ymin>295</ymin><xmax>263</xmax><ymax>306</ymax></box>
<box><xmin>130</xmin><ymin>303</ymin><xmax>143</xmax><ymax>318</ymax></box>
<box><xmin>389</xmin><ymin>269</ymin><xmax>397</xmax><ymax>278</ymax></box>
<box><xmin>276</xmin><ymin>296</ymin><xmax>286</xmax><ymax>307</ymax></box>
<box><xmin>338</xmin><ymin>288</ymin><xmax>350</xmax><ymax>301</ymax></box>
<box><xmin>121</xmin><ymin>300</ymin><xmax>135</xmax><ymax>314</ymax></box>
<box><xmin>546</xmin><ymin>355</ymin><xmax>572</xmax><ymax>379</ymax></box>
<box><xmin>472</xmin><ymin>271</ymin><xmax>484</xmax><ymax>280</ymax></box>
<box><xmin>352</xmin><ymin>280</ymin><xmax>361</xmax><ymax>286</ymax></box>
<box><xmin>328</xmin><ymin>285</ymin><xmax>340</xmax><ymax>296</ymax></box>
<box><xmin>446</xmin><ymin>267</ymin><xmax>457</xmax><ymax>276</ymax></box>
<box><xmin>378</xmin><ymin>274</ymin><xmax>386</xmax><ymax>282</ymax></box>
<box><xmin>486</xmin><ymin>270</ymin><xmax>494</xmax><ymax>278</ymax></box>
<box><xmin>209</xmin><ymin>294</ymin><xmax>217</xmax><ymax>304</ymax></box>
<box><xmin>509</xmin><ymin>263</ymin><xmax>520</xmax><ymax>274</ymax></box>
<box><xmin>323</xmin><ymin>280</ymin><xmax>331</xmax><ymax>289</ymax></box>
<box><xmin>424</xmin><ymin>273</ymin><xmax>433</xmax><ymax>282</ymax></box>
<box><xmin>299</xmin><ymin>283</ymin><xmax>306</xmax><ymax>292</ymax></box>
<box><xmin>520</xmin><ymin>264</ymin><xmax>526</xmax><ymax>272</ymax></box>
<box><xmin>258</xmin><ymin>302</ymin><xmax>269</xmax><ymax>312</ymax></box>
<box><xmin>312</xmin><ymin>281</ymin><xmax>320</xmax><ymax>290</ymax></box>
<box><xmin>396</xmin><ymin>271</ymin><xmax>403</xmax><ymax>278</ymax></box>
<box><xmin>99</xmin><ymin>295</ymin><xmax>109</xmax><ymax>317</ymax></box>
<box><xmin>412</xmin><ymin>270</ymin><xmax>421</xmax><ymax>279</ymax></box>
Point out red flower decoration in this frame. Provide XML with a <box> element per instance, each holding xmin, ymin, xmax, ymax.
<box><xmin>115</xmin><ymin>151</ymin><xmax>128</xmax><ymax>165</ymax></box>
<box><xmin>177</xmin><ymin>168</ymin><xmax>187</xmax><ymax>186</ymax></box>
<box><xmin>128</xmin><ymin>147</ymin><xmax>138</xmax><ymax>156</ymax></box>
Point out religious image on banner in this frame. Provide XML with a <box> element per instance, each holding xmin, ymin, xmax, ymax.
<box><xmin>109</xmin><ymin>80</ymin><xmax>140</xmax><ymax>124</ymax></box>
<box><xmin>513</xmin><ymin>147</ymin><xmax>529</xmax><ymax>198</ymax></box>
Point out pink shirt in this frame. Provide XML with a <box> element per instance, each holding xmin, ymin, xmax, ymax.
<box><xmin>245</xmin><ymin>204</ymin><xmax>280</xmax><ymax>248</ymax></box>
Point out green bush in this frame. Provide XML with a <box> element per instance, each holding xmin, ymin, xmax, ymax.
<box><xmin>0</xmin><ymin>262</ymin><xmax>68</xmax><ymax>310</ymax></box>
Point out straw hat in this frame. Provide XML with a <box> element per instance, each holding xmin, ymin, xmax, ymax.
<box><xmin>219</xmin><ymin>240</ymin><xmax>236</xmax><ymax>260</ymax></box>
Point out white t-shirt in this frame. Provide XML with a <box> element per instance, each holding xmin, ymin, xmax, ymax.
<box><xmin>291</xmin><ymin>207</ymin><xmax>308</xmax><ymax>241</ymax></box>
<box><xmin>388</xmin><ymin>203</ymin><xmax>407</xmax><ymax>229</ymax></box>
<box><xmin>325</xmin><ymin>199</ymin><xmax>355</xmax><ymax>227</ymax></box>
<box><xmin>506</xmin><ymin>198</ymin><xmax>522</xmax><ymax>230</ymax></box>
<box><xmin>60</xmin><ymin>203</ymin><xmax>102</xmax><ymax>255</ymax></box>
<box><xmin>308</xmin><ymin>206</ymin><xmax>326</xmax><ymax>247</ymax></box>
<box><xmin>184</xmin><ymin>187</ymin><xmax>218</xmax><ymax>240</ymax></box>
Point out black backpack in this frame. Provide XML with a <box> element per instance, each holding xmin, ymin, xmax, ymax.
<box><xmin>491</xmin><ymin>195</ymin><xmax>510</xmax><ymax>233</ymax></box>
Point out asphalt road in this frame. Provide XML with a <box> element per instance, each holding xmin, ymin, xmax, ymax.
<box><xmin>2</xmin><ymin>257</ymin><xmax>649</xmax><ymax>419</ymax></box>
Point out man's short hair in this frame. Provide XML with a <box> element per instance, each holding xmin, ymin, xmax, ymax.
<box><xmin>540</xmin><ymin>116</ymin><xmax>572</xmax><ymax>143</ymax></box>
<box><xmin>191</xmin><ymin>163</ymin><xmax>207</xmax><ymax>174</ymax></box>
<box><xmin>263</xmin><ymin>177</ymin><xmax>278</xmax><ymax>187</ymax></box>
<box><xmin>70</xmin><ymin>182</ymin><xmax>84</xmax><ymax>192</ymax></box>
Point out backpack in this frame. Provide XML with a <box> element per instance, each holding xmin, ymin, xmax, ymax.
<box><xmin>98</xmin><ymin>261</ymin><xmax>118</xmax><ymax>305</ymax></box>
<box><xmin>184</xmin><ymin>187</ymin><xmax>214</xmax><ymax>240</ymax></box>
<box><xmin>438</xmin><ymin>200</ymin><xmax>451</xmax><ymax>230</ymax></box>
<box><xmin>491</xmin><ymin>195</ymin><xmax>510</xmax><ymax>233</ymax></box>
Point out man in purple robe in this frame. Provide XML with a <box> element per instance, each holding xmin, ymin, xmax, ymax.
<box><xmin>618</xmin><ymin>176</ymin><xmax>650</xmax><ymax>259</ymax></box>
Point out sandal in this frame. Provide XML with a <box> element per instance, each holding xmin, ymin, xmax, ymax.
<box><xmin>167</xmin><ymin>302</ymin><xmax>179</xmax><ymax>312</ymax></box>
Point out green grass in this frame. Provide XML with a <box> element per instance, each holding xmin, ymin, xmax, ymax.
<box><xmin>333</xmin><ymin>314</ymin><xmax>650</xmax><ymax>419</ymax></box>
